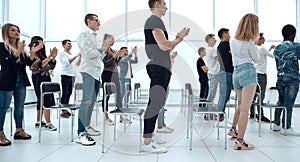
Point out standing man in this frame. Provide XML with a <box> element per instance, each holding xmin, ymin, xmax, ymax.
<box><xmin>118</xmin><ymin>46</ymin><xmax>138</xmax><ymax>105</ymax></box>
<box><xmin>273</xmin><ymin>24</ymin><xmax>300</xmax><ymax>136</ymax></box>
<box><xmin>204</xmin><ymin>34</ymin><xmax>219</xmax><ymax>103</ymax></box>
<box><xmin>250</xmin><ymin>33</ymin><xmax>275</xmax><ymax>122</ymax></box>
<box><xmin>143</xmin><ymin>0</ymin><xmax>189</xmax><ymax>153</ymax></box>
<box><xmin>59</xmin><ymin>39</ymin><xmax>80</xmax><ymax>118</ymax></box>
<box><xmin>75</xmin><ymin>13</ymin><xmax>114</xmax><ymax>146</ymax></box>
<box><xmin>217</xmin><ymin>28</ymin><xmax>233</xmax><ymax>122</ymax></box>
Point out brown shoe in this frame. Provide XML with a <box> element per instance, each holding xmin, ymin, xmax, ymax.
<box><xmin>14</xmin><ymin>129</ymin><xmax>31</xmax><ymax>140</ymax></box>
<box><xmin>218</xmin><ymin>117</ymin><xmax>224</xmax><ymax>122</ymax></box>
<box><xmin>0</xmin><ymin>134</ymin><xmax>11</xmax><ymax>146</ymax></box>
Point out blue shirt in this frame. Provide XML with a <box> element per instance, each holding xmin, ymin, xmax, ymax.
<box><xmin>274</xmin><ymin>41</ymin><xmax>300</xmax><ymax>80</ymax></box>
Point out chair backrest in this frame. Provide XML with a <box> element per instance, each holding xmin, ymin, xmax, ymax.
<box><xmin>185</xmin><ymin>83</ymin><xmax>193</xmax><ymax>96</ymax></box>
<box><xmin>40</xmin><ymin>82</ymin><xmax>61</xmax><ymax>110</ymax></box>
<box><xmin>103</xmin><ymin>82</ymin><xmax>117</xmax><ymax>103</ymax></box>
<box><xmin>74</xmin><ymin>82</ymin><xmax>83</xmax><ymax>104</ymax></box>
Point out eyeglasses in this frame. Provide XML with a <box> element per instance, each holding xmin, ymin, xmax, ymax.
<box><xmin>92</xmin><ymin>19</ymin><xmax>100</xmax><ymax>24</ymax></box>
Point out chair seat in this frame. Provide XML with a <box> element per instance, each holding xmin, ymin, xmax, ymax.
<box><xmin>261</xmin><ymin>103</ymin><xmax>285</xmax><ymax>107</ymax></box>
<box><xmin>193</xmin><ymin>106</ymin><xmax>223</xmax><ymax>113</ymax></box>
<box><xmin>110</xmin><ymin>108</ymin><xmax>144</xmax><ymax>116</ymax></box>
<box><xmin>47</xmin><ymin>104</ymin><xmax>79</xmax><ymax>110</ymax></box>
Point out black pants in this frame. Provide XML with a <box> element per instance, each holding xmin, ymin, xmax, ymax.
<box><xmin>61</xmin><ymin>75</ymin><xmax>75</xmax><ymax>104</ymax></box>
<box><xmin>143</xmin><ymin>64</ymin><xmax>171</xmax><ymax>138</ymax></box>
<box><xmin>250</xmin><ymin>73</ymin><xmax>267</xmax><ymax>116</ymax></box>
<box><xmin>32</xmin><ymin>73</ymin><xmax>55</xmax><ymax>110</ymax></box>
<box><xmin>101</xmin><ymin>71</ymin><xmax>122</xmax><ymax>112</ymax></box>
<box><xmin>199</xmin><ymin>78</ymin><xmax>209</xmax><ymax>107</ymax></box>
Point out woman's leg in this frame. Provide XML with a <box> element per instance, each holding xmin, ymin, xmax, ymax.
<box><xmin>237</xmin><ymin>85</ymin><xmax>257</xmax><ymax>138</ymax></box>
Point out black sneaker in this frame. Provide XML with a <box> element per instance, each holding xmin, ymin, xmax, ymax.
<box><xmin>35</xmin><ymin>121</ymin><xmax>46</xmax><ymax>128</ymax></box>
<box><xmin>260</xmin><ymin>116</ymin><xmax>271</xmax><ymax>123</ymax></box>
<box><xmin>60</xmin><ymin>112</ymin><xmax>70</xmax><ymax>118</ymax></box>
<box><xmin>249</xmin><ymin>114</ymin><xmax>254</xmax><ymax>119</ymax></box>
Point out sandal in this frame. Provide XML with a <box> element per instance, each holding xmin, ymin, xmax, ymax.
<box><xmin>227</xmin><ymin>128</ymin><xmax>238</xmax><ymax>138</ymax></box>
<box><xmin>0</xmin><ymin>134</ymin><xmax>11</xmax><ymax>146</ymax></box>
<box><xmin>14</xmin><ymin>129</ymin><xmax>32</xmax><ymax>140</ymax></box>
<box><xmin>234</xmin><ymin>140</ymin><xmax>254</xmax><ymax>150</ymax></box>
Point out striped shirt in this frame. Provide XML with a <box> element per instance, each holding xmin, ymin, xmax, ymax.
<box><xmin>231</xmin><ymin>39</ymin><xmax>260</xmax><ymax>66</ymax></box>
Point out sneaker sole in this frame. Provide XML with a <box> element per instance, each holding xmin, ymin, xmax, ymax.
<box><xmin>76</xmin><ymin>141</ymin><xmax>96</xmax><ymax>146</ymax></box>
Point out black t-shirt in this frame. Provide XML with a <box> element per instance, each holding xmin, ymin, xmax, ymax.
<box><xmin>217</xmin><ymin>41</ymin><xmax>234</xmax><ymax>73</ymax></box>
<box><xmin>144</xmin><ymin>15</ymin><xmax>171</xmax><ymax>69</ymax></box>
<box><xmin>197</xmin><ymin>58</ymin><xmax>208</xmax><ymax>80</ymax></box>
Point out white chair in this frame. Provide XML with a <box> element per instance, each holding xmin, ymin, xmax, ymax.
<box><xmin>185</xmin><ymin>83</ymin><xmax>227</xmax><ymax>150</ymax></box>
<box><xmin>102</xmin><ymin>82</ymin><xmax>144</xmax><ymax>153</ymax></box>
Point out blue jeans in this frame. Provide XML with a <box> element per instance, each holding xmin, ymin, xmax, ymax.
<box><xmin>78</xmin><ymin>72</ymin><xmax>100</xmax><ymax>135</ymax></box>
<box><xmin>119</xmin><ymin>78</ymin><xmax>131</xmax><ymax>104</ymax></box>
<box><xmin>217</xmin><ymin>71</ymin><xmax>233</xmax><ymax>117</ymax></box>
<box><xmin>207</xmin><ymin>73</ymin><xmax>219</xmax><ymax>102</ymax></box>
<box><xmin>274</xmin><ymin>76</ymin><xmax>299</xmax><ymax>129</ymax></box>
<box><xmin>0</xmin><ymin>74</ymin><xmax>26</xmax><ymax>131</ymax></box>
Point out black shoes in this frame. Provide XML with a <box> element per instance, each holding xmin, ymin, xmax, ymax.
<box><xmin>249</xmin><ymin>114</ymin><xmax>271</xmax><ymax>123</ymax></box>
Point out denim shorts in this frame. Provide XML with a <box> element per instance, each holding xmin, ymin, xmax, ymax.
<box><xmin>233</xmin><ymin>63</ymin><xmax>257</xmax><ymax>90</ymax></box>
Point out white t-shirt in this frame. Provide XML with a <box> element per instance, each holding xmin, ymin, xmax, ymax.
<box><xmin>205</xmin><ymin>46</ymin><xmax>220</xmax><ymax>74</ymax></box>
<box><xmin>231</xmin><ymin>39</ymin><xmax>260</xmax><ymax>66</ymax></box>
<box><xmin>254</xmin><ymin>46</ymin><xmax>274</xmax><ymax>74</ymax></box>
<box><xmin>59</xmin><ymin>51</ymin><xmax>77</xmax><ymax>77</ymax></box>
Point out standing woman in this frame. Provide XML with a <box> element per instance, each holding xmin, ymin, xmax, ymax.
<box><xmin>228</xmin><ymin>13</ymin><xmax>260</xmax><ymax>150</ymax></box>
<box><xmin>29</xmin><ymin>36</ymin><xmax>58</xmax><ymax>131</ymax></box>
<box><xmin>0</xmin><ymin>23</ymin><xmax>41</xmax><ymax>146</ymax></box>
<box><xmin>101</xmin><ymin>34</ymin><xmax>126</xmax><ymax>124</ymax></box>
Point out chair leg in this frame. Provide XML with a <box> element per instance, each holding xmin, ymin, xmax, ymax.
<box><xmin>139</xmin><ymin>116</ymin><xmax>142</xmax><ymax>153</ymax></box>
<box><xmin>224</xmin><ymin>113</ymin><xmax>227</xmax><ymax>149</ymax></box>
<box><xmin>102</xmin><ymin>111</ymin><xmax>106</xmax><ymax>153</ymax></box>
<box><xmin>114</xmin><ymin>115</ymin><xmax>117</xmax><ymax>140</ymax></box>
<box><xmin>189</xmin><ymin>112</ymin><xmax>193</xmax><ymax>150</ymax></box>
<box><xmin>71</xmin><ymin>110</ymin><xmax>74</xmax><ymax>142</ymax></box>
<box><xmin>10</xmin><ymin>107</ymin><xmax>12</xmax><ymax>136</ymax></box>
<box><xmin>283</xmin><ymin>107</ymin><xmax>287</xmax><ymax>136</ymax></box>
<box><xmin>38</xmin><ymin>109</ymin><xmax>43</xmax><ymax>143</ymax></box>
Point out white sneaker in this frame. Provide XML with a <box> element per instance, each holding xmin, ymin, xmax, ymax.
<box><xmin>75</xmin><ymin>132</ymin><xmax>96</xmax><ymax>146</ymax></box>
<box><xmin>85</xmin><ymin>125</ymin><xmax>101</xmax><ymax>136</ymax></box>
<box><xmin>45</xmin><ymin>123</ymin><xmax>57</xmax><ymax>131</ymax></box>
<box><xmin>105</xmin><ymin>119</ymin><xmax>114</xmax><ymax>125</ymax></box>
<box><xmin>164</xmin><ymin>126</ymin><xmax>174</xmax><ymax>132</ymax></box>
<box><xmin>152</xmin><ymin>134</ymin><xmax>166</xmax><ymax>144</ymax></box>
<box><xmin>273</xmin><ymin>124</ymin><xmax>281</xmax><ymax>131</ymax></box>
<box><xmin>156</xmin><ymin>127</ymin><xmax>172</xmax><ymax>133</ymax></box>
<box><xmin>281</xmin><ymin>127</ymin><xmax>300</xmax><ymax>136</ymax></box>
<box><xmin>142</xmin><ymin>141</ymin><xmax>167</xmax><ymax>153</ymax></box>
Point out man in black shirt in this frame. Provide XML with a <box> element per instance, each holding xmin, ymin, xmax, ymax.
<box><xmin>217</xmin><ymin>28</ymin><xmax>233</xmax><ymax>122</ymax></box>
<box><xmin>197</xmin><ymin>47</ymin><xmax>209</xmax><ymax>101</ymax></box>
<box><xmin>143</xmin><ymin>0</ymin><xmax>190</xmax><ymax>153</ymax></box>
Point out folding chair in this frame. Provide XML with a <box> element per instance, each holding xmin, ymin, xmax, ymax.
<box><xmin>73</xmin><ymin>82</ymin><xmax>101</xmax><ymax>126</ymax></box>
<box><xmin>185</xmin><ymin>83</ymin><xmax>227</xmax><ymax>150</ymax></box>
<box><xmin>258</xmin><ymin>86</ymin><xmax>287</xmax><ymax>136</ymax></box>
<box><xmin>38</xmin><ymin>82</ymin><xmax>79</xmax><ymax>143</ymax></box>
<box><xmin>102</xmin><ymin>82</ymin><xmax>144</xmax><ymax>153</ymax></box>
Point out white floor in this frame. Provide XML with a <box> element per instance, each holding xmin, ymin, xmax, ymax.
<box><xmin>1</xmin><ymin>98</ymin><xmax>300</xmax><ymax>162</ymax></box>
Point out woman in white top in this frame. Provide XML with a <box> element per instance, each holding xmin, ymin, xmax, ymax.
<box><xmin>228</xmin><ymin>13</ymin><xmax>260</xmax><ymax>150</ymax></box>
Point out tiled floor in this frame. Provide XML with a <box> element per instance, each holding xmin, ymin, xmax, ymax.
<box><xmin>1</xmin><ymin>95</ymin><xmax>300</xmax><ymax>162</ymax></box>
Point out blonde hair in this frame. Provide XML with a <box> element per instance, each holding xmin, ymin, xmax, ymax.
<box><xmin>1</xmin><ymin>23</ymin><xmax>26</xmax><ymax>56</ymax></box>
<box><xmin>234</xmin><ymin>13</ymin><xmax>259</xmax><ymax>41</ymax></box>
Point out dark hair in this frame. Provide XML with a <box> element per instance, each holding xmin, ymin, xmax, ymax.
<box><xmin>282</xmin><ymin>24</ymin><xmax>296</xmax><ymax>40</ymax></box>
<box><xmin>218</xmin><ymin>28</ymin><xmax>229</xmax><ymax>39</ymax></box>
<box><xmin>148</xmin><ymin>0</ymin><xmax>161</xmax><ymax>9</ymax></box>
<box><xmin>120</xmin><ymin>47</ymin><xmax>128</xmax><ymax>50</ymax></box>
<box><xmin>62</xmin><ymin>39</ymin><xmax>71</xmax><ymax>46</ymax></box>
<box><xmin>84</xmin><ymin>13</ymin><xmax>98</xmax><ymax>26</ymax></box>
<box><xmin>198</xmin><ymin>47</ymin><xmax>206</xmax><ymax>54</ymax></box>
<box><xmin>29</xmin><ymin>36</ymin><xmax>46</xmax><ymax>58</ymax></box>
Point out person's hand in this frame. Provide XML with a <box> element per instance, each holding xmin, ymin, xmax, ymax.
<box><xmin>176</xmin><ymin>27</ymin><xmax>190</xmax><ymax>41</ymax></box>
<box><xmin>50</xmin><ymin>47</ymin><xmax>58</xmax><ymax>58</ymax></box>
<box><xmin>269</xmin><ymin>45</ymin><xmax>276</xmax><ymax>51</ymax></box>
<box><xmin>171</xmin><ymin>51</ymin><xmax>178</xmax><ymax>59</ymax></box>
<box><xmin>30</xmin><ymin>42</ymin><xmax>43</xmax><ymax>54</ymax></box>
<box><xmin>131</xmin><ymin>46</ymin><xmax>137</xmax><ymax>55</ymax></box>
<box><xmin>102</xmin><ymin>36</ymin><xmax>114</xmax><ymax>51</ymax></box>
